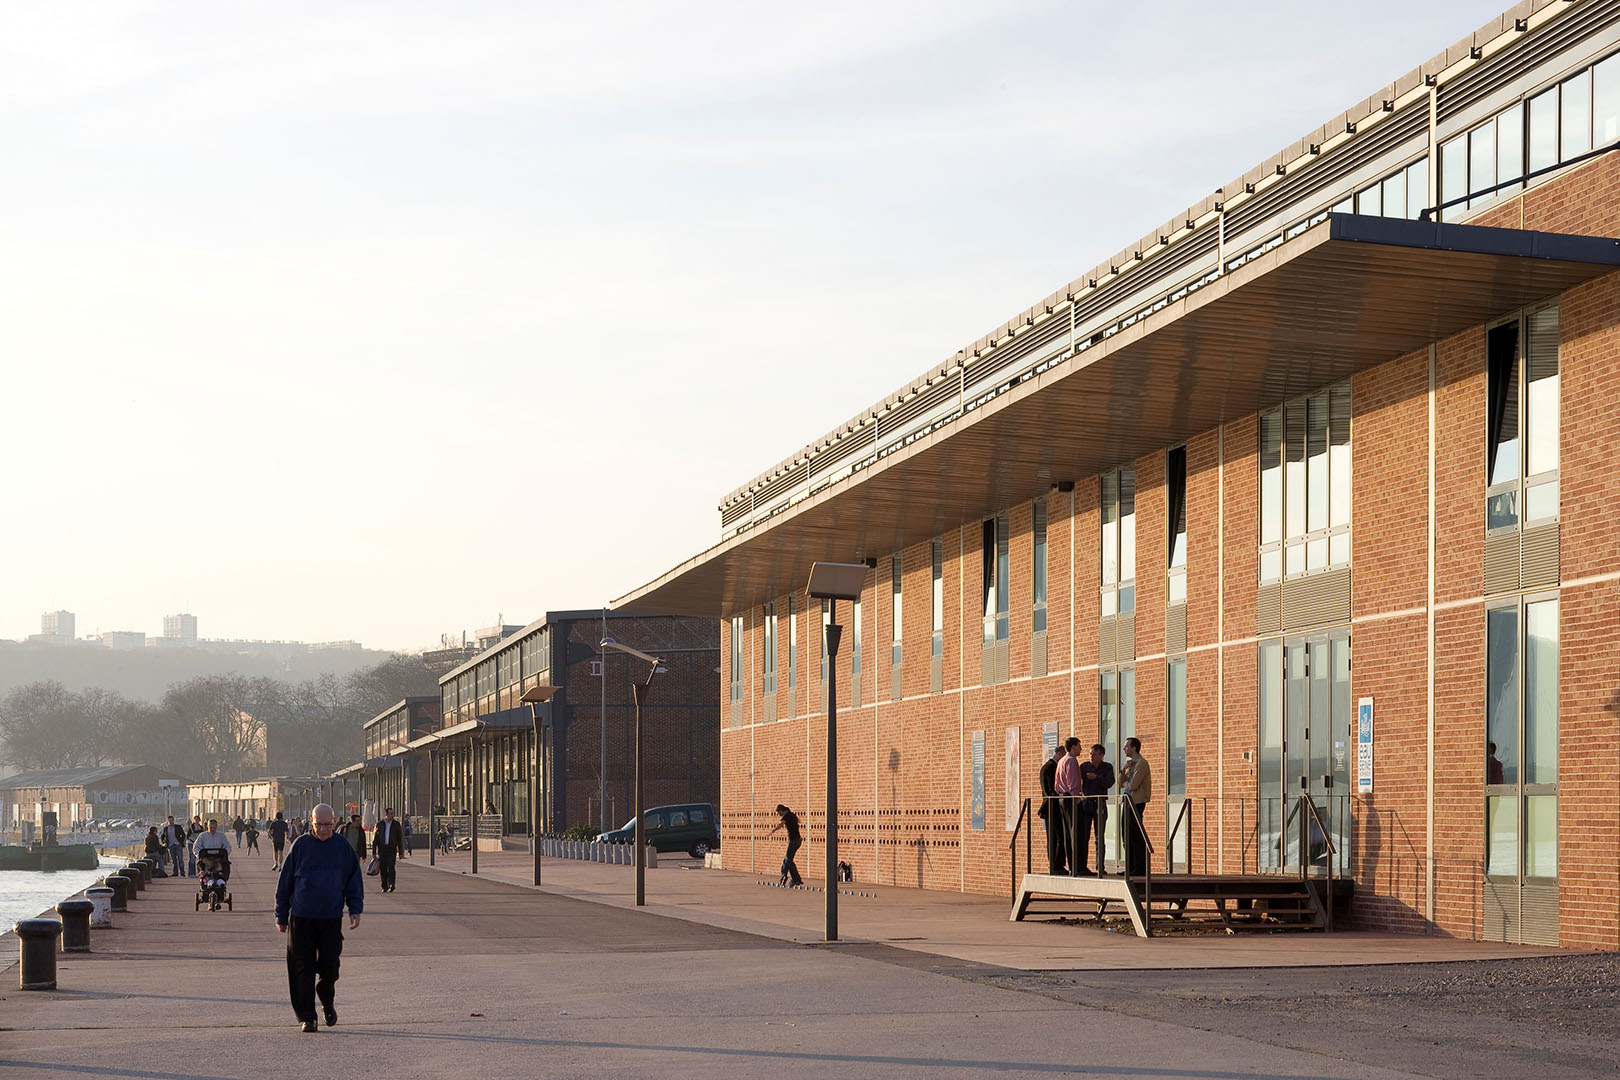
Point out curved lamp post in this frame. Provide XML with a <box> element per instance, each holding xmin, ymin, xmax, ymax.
<box><xmin>599</xmin><ymin>639</ymin><xmax>664</xmax><ymax>906</ymax></box>
<box><xmin>521</xmin><ymin>684</ymin><xmax>560</xmax><ymax>886</ymax></box>
<box><xmin>807</xmin><ymin>561</ymin><xmax>869</xmax><ymax>943</ymax></box>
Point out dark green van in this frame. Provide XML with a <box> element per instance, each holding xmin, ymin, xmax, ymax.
<box><xmin>598</xmin><ymin>802</ymin><xmax>719</xmax><ymax>857</ymax></box>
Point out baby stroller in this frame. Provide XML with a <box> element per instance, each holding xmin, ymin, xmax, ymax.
<box><xmin>195</xmin><ymin>851</ymin><xmax>232</xmax><ymax>911</ymax></box>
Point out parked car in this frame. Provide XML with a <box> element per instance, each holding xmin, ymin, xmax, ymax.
<box><xmin>597</xmin><ymin>803</ymin><xmax>719</xmax><ymax>857</ymax></box>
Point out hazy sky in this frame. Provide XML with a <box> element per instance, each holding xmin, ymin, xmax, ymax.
<box><xmin>1</xmin><ymin>1</ymin><xmax>1507</xmax><ymax>653</ymax></box>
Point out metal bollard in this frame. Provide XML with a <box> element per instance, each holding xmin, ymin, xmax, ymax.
<box><xmin>133</xmin><ymin>859</ymin><xmax>154</xmax><ymax>885</ymax></box>
<box><xmin>121</xmin><ymin>866</ymin><xmax>144</xmax><ymax>894</ymax></box>
<box><xmin>14</xmin><ymin>919</ymin><xmax>61</xmax><ymax>990</ymax></box>
<box><xmin>57</xmin><ymin>899</ymin><xmax>94</xmax><ymax>952</ymax></box>
<box><xmin>105</xmin><ymin>874</ymin><xmax>129</xmax><ymax>912</ymax></box>
<box><xmin>86</xmin><ymin>887</ymin><xmax>114</xmax><ymax>928</ymax></box>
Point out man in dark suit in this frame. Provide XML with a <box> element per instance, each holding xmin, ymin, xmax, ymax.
<box><xmin>1038</xmin><ymin>743</ymin><xmax>1066</xmax><ymax>875</ymax></box>
<box><xmin>372</xmin><ymin>808</ymin><xmax>405</xmax><ymax>893</ymax></box>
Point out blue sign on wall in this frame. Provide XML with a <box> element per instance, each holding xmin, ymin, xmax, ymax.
<box><xmin>1357</xmin><ymin>697</ymin><xmax>1374</xmax><ymax>794</ymax></box>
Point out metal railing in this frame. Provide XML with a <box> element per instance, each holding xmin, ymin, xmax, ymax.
<box><xmin>1300</xmin><ymin>794</ymin><xmax>1337</xmax><ymax>933</ymax></box>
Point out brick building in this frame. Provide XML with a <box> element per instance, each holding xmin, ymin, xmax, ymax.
<box><xmin>620</xmin><ymin>0</ymin><xmax>1620</xmax><ymax>949</ymax></box>
<box><xmin>401</xmin><ymin>611</ymin><xmax>718</xmax><ymax>839</ymax></box>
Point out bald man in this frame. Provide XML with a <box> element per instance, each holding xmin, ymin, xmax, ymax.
<box><xmin>275</xmin><ymin>803</ymin><xmax>363</xmax><ymax>1033</ymax></box>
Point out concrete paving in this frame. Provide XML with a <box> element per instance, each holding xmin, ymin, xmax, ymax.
<box><xmin>0</xmin><ymin>849</ymin><xmax>1587</xmax><ymax>1079</ymax></box>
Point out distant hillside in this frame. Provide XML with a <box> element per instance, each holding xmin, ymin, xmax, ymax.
<box><xmin>0</xmin><ymin>641</ymin><xmax>399</xmax><ymax>702</ymax></box>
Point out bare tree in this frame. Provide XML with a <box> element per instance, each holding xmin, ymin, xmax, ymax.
<box><xmin>0</xmin><ymin>682</ymin><xmax>90</xmax><ymax>769</ymax></box>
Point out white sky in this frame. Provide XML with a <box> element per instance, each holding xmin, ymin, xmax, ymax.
<box><xmin>0</xmin><ymin>0</ymin><xmax>1507</xmax><ymax>653</ymax></box>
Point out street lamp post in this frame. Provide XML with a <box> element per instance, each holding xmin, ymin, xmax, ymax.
<box><xmin>600</xmin><ymin>639</ymin><xmax>664</xmax><ymax>906</ymax></box>
<box><xmin>807</xmin><ymin>561</ymin><xmax>869</xmax><ymax>943</ymax></box>
<box><xmin>522</xmin><ymin>684</ymin><xmax>560</xmax><ymax>886</ymax></box>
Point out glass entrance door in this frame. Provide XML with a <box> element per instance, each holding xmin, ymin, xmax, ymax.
<box><xmin>1260</xmin><ymin>631</ymin><xmax>1351</xmax><ymax>874</ymax></box>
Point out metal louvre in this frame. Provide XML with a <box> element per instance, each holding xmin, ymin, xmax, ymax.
<box><xmin>1165</xmin><ymin>603</ymin><xmax>1187</xmax><ymax>657</ymax></box>
<box><xmin>1099</xmin><ymin>618</ymin><xmax>1118</xmax><ymax>665</ymax></box>
<box><xmin>996</xmin><ymin>639</ymin><xmax>1009</xmax><ymax>684</ymax></box>
<box><xmin>1258</xmin><ymin>582</ymin><xmax>1282</xmax><ymax>635</ymax></box>
<box><xmin>1520</xmin><ymin>879</ymin><xmax>1560</xmax><ymax>946</ymax></box>
<box><xmin>720</xmin><ymin>496</ymin><xmax>752</xmax><ymax>528</ymax></box>
<box><xmin>729</xmin><ymin>700</ymin><xmax>742</xmax><ymax>730</ymax></box>
<box><xmin>891</xmin><ymin>664</ymin><xmax>902</xmax><ymax>703</ymax></box>
<box><xmin>1438</xmin><ymin>0</ymin><xmax>1620</xmax><ymax>124</ymax></box>
<box><xmin>876</xmin><ymin>376</ymin><xmax>960</xmax><ymax>444</ymax></box>
<box><xmin>754</xmin><ymin>461</ymin><xmax>808</xmax><ymax>508</ymax></box>
<box><xmin>930</xmin><ymin>655</ymin><xmax>943</xmax><ymax>695</ymax></box>
<box><xmin>851</xmin><ymin>667</ymin><xmax>862</xmax><ymax>709</ymax></box>
<box><xmin>981</xmin><ymin>645</ymin><xmax>996</xmax><ymax>688</ymax></box>
<box><xmin>1117</xmin><ymin>612</ymin><xmax>1136</xmax><ymax>661</ymax></box>
<box><xmin>1032</xmin><ymin>631</ymin><xmax>1048</xmax><ymax>679</ymax></box>
<box><xmin>1484</xmin><ymin>529</ymin><xmax>1522</xmax><ymax>594</ymax></box>
<box><xmin>1282</xmin><ymin>567</ymin><xmax>1352</xmax><ymax>631</ymax></box>
<box><xmin>1224</xmin><ymin>109</ymin><xmax>1428</xmax><ymax>243</ymax></box>
<box><xmin>1484</xmin><ymin>877</ymin><xmax>1518</xmax><ymax>942</ymax></box>
<box><xmin>763</xmin><ymin>692</ymin><xmax>777</xmax><ymax>724</ymax></box>
<box><xmin>1074</xmin><ymin>227</ymin><xmax>1220</xmax><ymax>338</ymax></box>
<box><xmin>1521</xmin><ymin>520</ymin><xmax>1560</xmax><ymax>588</ymax></box>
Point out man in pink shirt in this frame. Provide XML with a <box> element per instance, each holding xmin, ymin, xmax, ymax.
<box><xmin>1054</xmin><ymin>737</ymin><xmax>1083</xmax><ymax>876</ymax></box>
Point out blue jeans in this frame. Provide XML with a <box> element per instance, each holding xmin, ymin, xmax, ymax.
<box><xmin>169</xmin><ymin>843</ymin><xmax>185</xmax><ymax>877</ymax></box>
<box><xmin>187</xmin><ymin>844</ymin><xmax>197</xmax><ymax>876</ymax></box>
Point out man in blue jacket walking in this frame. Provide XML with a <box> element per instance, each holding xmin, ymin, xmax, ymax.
<box><xmin>275</xmin><ymin>803</ymin><xmax>363</xmax><ymax>1033</ymax></box>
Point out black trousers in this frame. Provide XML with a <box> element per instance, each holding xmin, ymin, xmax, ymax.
<box><xmin>1125</xmin><ymin>803</ymin><xmax>1149</xmax><ymax>878</ymax></box>
<box><xmin>378</xmin><ymin>850</ymin><xmax>398</xmax><ymax>891</ymax></box>
<box><xmin>286</xmin><ymin>916</ymin><xmax>344</xmax><ymax>1022</ymax></box>
<box><xmin>1043</xmin><ymin>804</ymin><xmax>1067</xmax><ymax>875</ymax></box>
<box><xmin>781</xmin><ymin>838</ymin><xmax>803</xmax><ymax>885</ymax></box>
<box><xmin>1076</xmin><ymin>803</ymin><xmax>1107</xmax><ymax>874</ymax></box>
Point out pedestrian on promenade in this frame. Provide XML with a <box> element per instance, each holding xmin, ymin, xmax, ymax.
<box><xmin>275</xmin><ymin>803</ymin><xmax>363</xmax><ymax>1034</ymax></box>
<box><xmin>245</xmin><ymin>820</ymin><xmax>261</xmax><ymax>854</ymax></box>
<box><xmin>342</xmin><ymin>813</ymin><xmax>368</xmax><ymax>860</ymax></box>
<box><xmin>767</xmin><ymin>804</ymin><xmax>803</xmax><ymax>886</ymax></box>
<box><xmin>186</xmin><ymin>816</ymin><xmax>204</xmax><ymax>877</ymax></box>
<box><xmin>1121</xmin><ymin>737</ymin><xmax>1152</xmax><ymax>879</ymax></box>
<box><xmin>192</xmin><ymin>818</ymin><xmax>234</xmax><ymax>881</ymax></box>
<box><xmin>160</xmin><ymin>815</ymin><xmax>187</xmax><ymax>877</ymax></box>
<box><xmin>1077</xmin><ymin>743</ymin><xmax>1115</xmax><ymax>876</ymax></box>
<box><xmin>372</xmin><ymin>808</ymin><xmax>404</xmax><ymax>892</ymax></box>
<box><xmin>232</xmin><ymin>815</ymin><xmax>245</xmax><ymax>846</ymax></box>
<box><xmin>401</xmin><ymin>816</ymin><xmax>412</xmax><ymax>858</ymax></box>
<box><xmin>1038</xmin><ymin>743</ymin><xmax>1065</xmax><ymax>875</ymax></box>
<box><xmin>269</xmin><ymin>812</ymin><xmax>290</xmax><ymax>869</ymax></box>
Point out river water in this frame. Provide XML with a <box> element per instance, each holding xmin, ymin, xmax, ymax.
<box><xmin>1</xmin><ymin>857</ymin><xmax>129</xmax><ymax>931</ymax></box>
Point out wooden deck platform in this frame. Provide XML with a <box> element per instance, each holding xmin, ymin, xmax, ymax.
<box><xmin>1012</xmin><ymin>872</ymin><xmax>1350</xmax><ymax>937</ymax></box>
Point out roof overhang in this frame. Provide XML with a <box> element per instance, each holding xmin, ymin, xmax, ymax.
<box><xmin>617</xmin><ymin>213</ymin><xmax>1620</xmax><ymax>618</ymax></box>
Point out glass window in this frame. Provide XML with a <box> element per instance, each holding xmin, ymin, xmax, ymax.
<box><xmin>852</xmin><ymin>598</ymin><xmax>862</xmax><ymax>676</ymax></box>
<box><xmin>1406</xmin><ymin>158</ymin><xmax>1429</xmax><ymax>220</ymax></box>
<box><xmin>982</xmin><ymin>519</ymin><xmax>997</xmax><ymax>646</ymax></box>
<box><xmin>995</xmin><ymin>515</ymin><xmax>1009</xmax><ymax>640</ymax></box>
<box><xmin>1168</xmin><ymin>446</ymin><xmax>1187</xmax><ymax>570</ymax></box>
<box><xmin>930</xmin><ymin>538</ymin><xmax>943</xmax><ymax>658</ymax></box>
<box><xmin>1167</xmin><ymin>659</ymin><xmax>1186</xmax><ymax>796</ymax></box>
<box><xmin>1525</xmin><ymin>598</ymin><xmax>1558</xmax><ymax>786</ymax></box>
<box><xmin>1487</xmin><ymin>321</ymin><xmax>1522</xmax><ymax>488</ymax></box>
<box><xmin>1561</xmin><ymin>70</ymin><xmax>1591</xmax><ymax>161</ymax></box>
<box><xmin>1440</xmin><ymin>134</ymin><xmax>1468</xmax><ymax>219</ymax></box>
<box><xmin>1260</xmin><ymin>409</ymin><xmax>1283</xmax><ymax>581</ymax></box>
<box><xmin>730</xmin><ymin>616</ymin><xmax>744</xmax><ymax>705</ymax></box>
<box><xmin>1356</xmin><ymin>181</ymin><xmax>1381</xmax><ymax>217</ymax></box>
<box><xmin>1486</xmin><ymin>605</ymin><xmax>1519</xmax><ymax>785</ymax></box>
<box><xmin>1497</xmin><ymin>104</ymin><xmax>1524</xmax><ymax>197</ymax></box>
<box><xmin>1033</xmin><ymin>499</ymin><xmax>1048</xmax><ymax>634</ymax></box>
<box><xmin>1469</xmin><ymin>120</ymin><xmax>1496</xmax><ymax>208</ymax></box>
<box><xmin>763</xmin><ymin>603</ymin><xmax>777</xmax><ymax>695</ymax></box>
<box><xmin>1381</xmin><ymin>170</ymin><xmax>1406</xmax><ymax>220</ymax></box>
<box><xmin>1525</xmin><ymin>795</ymin><xmax>1558</xmax><ymax>878</ymax></box>
<box><xmin>1118</xmin><ymin>467</ymin><xmax>1136</xmax><ymax>613</ymax></box>
<box><xmin>891</xmin><ymin>554</ymin><xmax>904</xmax><ymax>663</ymax></box>
<box><xmin>1529</xmin><ymin>87</ymin><xmax>1558</xmax><ymax>173</ymax></box>
<box><xmin>1487</xmin><ymin>796</ymin><xmax>1518</xmax><ymax>877</ymax></box>
<box><xmin>1525</xmin><ymin>308</ymin><xmax>1560</xmax><ymax>479</ymax></box>
<box><xmin>1101</xmin><ymin>472</ymin><xmax>1120</xmax><ymax>588</ymax></box>
<box><xmin>1306</xmin><ymin>392</ymin><xmax>1329</xmax><ymax>535</ymax></box>
<box><xmin>1596</xmin><ymin>52</ymin><xmax>1620</xmax><ymax>146</ymax></box>
<box><xmin>788</xmin><ymin>596</ymin><xmax>797</xmax><ymax>690</ymax></box>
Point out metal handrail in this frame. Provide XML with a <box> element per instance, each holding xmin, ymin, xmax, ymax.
<box><xmin>1299</xmin><ymin>794</ymin><xmax>1337</xmax><ymax>933</ymax></box>
<box><xmin>1008</xmin><ymin>796</ymin><xmax>1032</xmax><ymax>900</ymax></box>
<box><xmin>1164</xmin><ymin>798</ymin><xmax>1192</xmax><ymax>874</ymax></box>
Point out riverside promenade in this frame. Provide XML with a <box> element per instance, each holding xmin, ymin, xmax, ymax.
<box><xmin>3</xmin><ymin>850</ymin><xmax>1614</xmax><ymax>1080</ymax></box>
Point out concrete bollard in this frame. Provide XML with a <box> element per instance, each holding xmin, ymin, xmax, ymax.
<box><xmin>86</xmin><ymin>887</ymin><xmax>114</xmax><ymax>928</ymax></box>
<box><xmin>645</xmin><ymin>844</ymin><xmax>658</xmax><ymax>869</ymax></box>
<box><xmin>56</xmin><ymin>899</ymin><xmax>94</xmax><ymax>952</ymax></box>
<box><xmin>14</xmin><ymin>919</ymin><xmax>61</xmax><ymax>990</ymax></box>
<box><xmin>104</xmin><ymin>874</ymin><xmax>129</xmax><ymax>912</ymax></box>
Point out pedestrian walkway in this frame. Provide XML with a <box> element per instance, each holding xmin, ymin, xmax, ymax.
<box><xmin>421</xmin><ymin>846</ymin><xmax>1560</xmax><ymax>971</ymax></box>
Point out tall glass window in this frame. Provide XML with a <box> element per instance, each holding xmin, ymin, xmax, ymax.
<box><xmin>762</xmin><ymin>603</ymin><xmax>777</xmax><ymax>696</ymax></box>
<box><xmin>787</xmin><ymin>596</ymin><xmax>796</xmax><ymax>691</ymax></box>
<box><xmin>1259</xmin><ymin>384</ymin><xmax>1349</xmax><ymax>581</ymax></box>
<box><xmin>729</xmin><ymin>616</ymin><xmax>744</xmax><ymax>709</ymax></box>
<box><xmin>1561</xmin><ymin>70</ymin><xmax>1592</xmax><ymax>161</ymax></box>
<box><xmin>851</xmin><ymin>598</ymin><xmax>862</xmax><ymax>681</ymax></box>
<box><xmin>1032</xmin><ymin>499</ymin><xmax>1048</xmax><ymax>634</ymax></box>
<box><xmin>891</xmin><ymin>554</ymin><xmax>903</xmax><ymax>670</ymax></box>
<box><xmin>1101</xmin><ymin>466</ymin><xmax>1136</xmax><ymax>615</ymax></box>
<box><xmin>1486</xmin><ymin>596</ymin><xmax>1559</xmax><ymax>881</ymax></box>
<box><xmin>1100</xmin><ymin>667</ymin><xmax>1136</xmax><ymax>864</ymax></box>
<box><xmin>982</xmin><ymin>514</ymin><xmax>1009</xmax><ymax>646</ymax></box>
<box><xmin>1168</xmin><ymin>446</ymin><xmax>1188</xmax><ymax>605</ymax></box>
<box><xmin>1167</xmin><ymin>659</ymin><xmax>1186</xmax><ymax>796</ymax></box>
<box><xmin>1486</xmin><ymin>306</ymin><xmax>1559</xmax><ymax>533</ymax></box>
<box><xmin>930</xmin><ymin>538</ymin><xmax>944</xmax><ymax>659</ymax></box>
